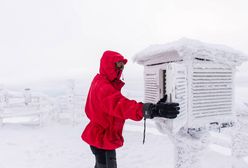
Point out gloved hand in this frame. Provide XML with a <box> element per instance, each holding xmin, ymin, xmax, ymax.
<box><xmin>156</xmin><ymin>95</ymin><xmax>180</xmax><ymax>119</ymax></box>
<box><xmin>142</xmin><ymin>95</ymin><xmax>180</xmax><ymax>119</ymax></box>
<box><xmin>156</xmin><ymin>102</ymin><xmax>180</xmax><ymax>119</ymax></box>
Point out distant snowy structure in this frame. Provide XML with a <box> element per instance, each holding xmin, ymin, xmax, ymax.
<box><xmin>54</xmin><ymin>80</ymin><xmax>84</xmax><ymax>125</ymax></box>
<box><xmin>134</xmin><ymin>38</ymin><xmax>248</xmax><ymax>168</ymax></box>
<box><xmin>134</xmin><ymin>38</ymin><xmax>248</xmax><ymax>133</ymax></box>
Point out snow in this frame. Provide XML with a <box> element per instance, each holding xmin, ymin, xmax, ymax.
<box><xmin>0</xmin><ymin>81</ymin><xmax>248</xmax><ymax>168</ymax></box>
<box><xmin>133</xmin><ymin>38</ymin><xmax>248</xmax><ymax>67</ymax></box>
<box><xmin>0</xmin><ymin>121</ymin><xmax>239</xmax><ymax>168</ymax></box>
<box><xmin>0</xmin><ymin>118</ymin><xmax>247</xmax><ymax>168</ymax></box>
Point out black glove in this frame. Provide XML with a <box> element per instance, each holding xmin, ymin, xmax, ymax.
<box><xmin>156</xmin><ymin>95</ymin><xmax>180</xmax><ymax>119</ymax></box>
<box><xmin>142</xmin><ymin>95</ymin><xmax>180</xmax><ymax>119</ymax></box>
<box><xmin>156</xmin><ymin>102</ymin><xmax>180</xmax><ymax>119</ymax></box>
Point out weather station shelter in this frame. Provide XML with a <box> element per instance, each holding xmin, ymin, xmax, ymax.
<box><xmin>134</xmin><ymin>38</ymin><xmax>247</xmax><ymax>133</ymax></box>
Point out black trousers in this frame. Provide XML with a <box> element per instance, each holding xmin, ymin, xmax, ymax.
<box><xmin>90</xmin><ymin>146</ymin><xmax>117</xmax><ymax>168</ymax></box>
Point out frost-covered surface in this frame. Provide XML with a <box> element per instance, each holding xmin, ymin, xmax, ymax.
<box><xmin>135</xmin><ymin>39</ymin><xmax>246</xmax><ymax>133</ymax></box>
<box><xmin>172</xmin><ymin>128</ymin><xmax>210</xmax><ymax>168</ymax></box>
<box><xmin>133</xmin><ymin>38</ymin><xmax>248</xmax><ymax>66</ymax></box>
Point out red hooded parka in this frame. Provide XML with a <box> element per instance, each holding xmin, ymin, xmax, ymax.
<box><xmin>81</xmin><ymin>50</ymin><xmax>143</xmax><ymax>150</ymax></box>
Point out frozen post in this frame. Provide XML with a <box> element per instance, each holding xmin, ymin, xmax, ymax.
<box><xmin>66</xmin><ymin>79</ymin><xmax>77</xmax><ymax>124</ymax></box>
<box><xmin>134</xmin><ymin>38</ymin><xmax>248</xmax><ymax>168</ymax></box>
<box><xmin>24</xmin><ymin>88</ymin><xmax>32</xmax><ymax>105</ymax></box>
<box><xmin>231</xmin><ymin>102</ymin><xmax>248</xmax><ymax>168</ymax></box>
<box><xmin>156</xmin><ymin>120</ymin><xmax>210</xmax><ymax>168</ymax></box>
<box><xmin>0</xmin><ymin>85</ymin><xmax>4</xmax><ymax>126</ymax></box>
<box><xmin>174</xmin><ymin>128</ymin><xmax>209</xmax><ymax>168</ymax></box>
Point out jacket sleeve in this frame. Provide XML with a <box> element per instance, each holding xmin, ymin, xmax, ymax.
<box><xmin>99</xmin><ymin>82</ymin><xmax>143</xmax><ymax>121</ymax></box>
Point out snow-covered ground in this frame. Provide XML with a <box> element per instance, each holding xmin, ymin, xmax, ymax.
<box><xmin>1</xmin><ymin>117</ymin><xmax>247</xmax><ymax>168</ymax></box>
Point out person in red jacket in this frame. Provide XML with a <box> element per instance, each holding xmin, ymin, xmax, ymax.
<box><xmin>82</xmin><ymin>50</ymin><xmax>180</xmax><ymax>168</ymax></box>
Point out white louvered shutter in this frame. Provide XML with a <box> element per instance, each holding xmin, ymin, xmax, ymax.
<box><xmin>144</xmin><ymin>67</ymin><xmax>160</xmax><ymax>104</ymax></box>
<box><xmin>188</xmin><ymin>62</ymin><xmax>234</xmax><ymax>128</ymax></box>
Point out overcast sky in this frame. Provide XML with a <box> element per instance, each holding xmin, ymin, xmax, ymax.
<box><xmin>0</xmin><ymin>0</ymin><xmax>248</xmax><ymax>86</ymax></box>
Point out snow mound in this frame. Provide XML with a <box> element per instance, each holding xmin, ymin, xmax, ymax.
<box><xmin>133</xmin><ymin>38</ymin><xmax>248</xmax><ymax>66</ymax></box>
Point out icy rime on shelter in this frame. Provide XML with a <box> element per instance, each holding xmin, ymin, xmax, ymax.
<box><xmin>134</xmin><ymin>38</ymin><xmax>248</xmax><ymax>133</ymax></box>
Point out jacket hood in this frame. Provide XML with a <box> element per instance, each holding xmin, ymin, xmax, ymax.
<box><xmin>99</xmin><ymin>50</ymin><xmax>127</xmax><ymax>81</ymax></box>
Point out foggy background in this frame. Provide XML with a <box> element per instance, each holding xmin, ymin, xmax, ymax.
<box><xmin>0</xmin><ymin>0</ymin><xmax>247</xmax><ymax>96</ymax></box>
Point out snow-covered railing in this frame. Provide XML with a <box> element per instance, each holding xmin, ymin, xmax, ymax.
<box><xmin>0</xmin><ymin>88</ymin><xmax>53</xmax><ymax>126</ymax></box>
